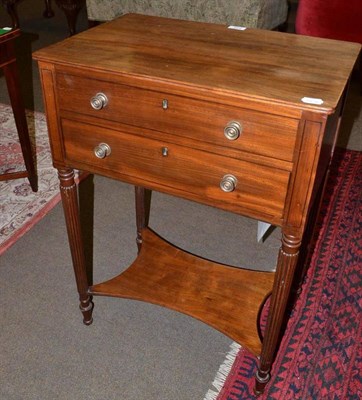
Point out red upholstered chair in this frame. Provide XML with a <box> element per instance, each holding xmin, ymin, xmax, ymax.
<box><xmin>295</xmin><ymin>0</ymin><xmax>362</xmax><ymax>43</ymax></box>
<box><xmin>295</xmin><ymin>0</ymin><xmax>362</xmax><ymax>89</ymax></box>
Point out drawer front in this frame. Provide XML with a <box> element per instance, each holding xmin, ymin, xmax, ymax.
<box><xmin>56</xmin><ymin>74</ymin><xmax>298</xmax><ymax>162</ymax></box>
<box><xmin>61</xmin><ymin>119</ymin><xmax>290</xmax><ymax>222</ymax></box>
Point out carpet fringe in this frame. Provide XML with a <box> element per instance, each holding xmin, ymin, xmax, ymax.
<box><xmin>203</xmin><ymin>342</ymin><xmax>241</xmax><ymax>400</ymax></box>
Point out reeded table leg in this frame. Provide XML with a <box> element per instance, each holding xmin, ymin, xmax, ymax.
<box><xmin>255</xmin><ymin>232</ymin><xmax>301</xmax><ymax>395</ymax></box>
<box><xmin>58</xmin><ymin>168</ymin><xmax>93</xmax><ymax>325</ymax></box>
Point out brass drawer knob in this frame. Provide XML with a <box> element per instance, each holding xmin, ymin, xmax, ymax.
<box><xmin>220</xmin><ymin>174</ymin><xmax>238</xmax><ymax>192</ymax></box>
<box><xmin>224</xmin><ymin>121</ymin><xmax>242</xmax><ymax>141</ymax></box>
<box><xmin>90</xmin><ymin>92</ymin><xmax>108</xmax><ymax>110</ymax></box>
<box><xmin>94</xmin><ymin>143</ymin><xmax>111</xmax><ymax>159</ymax></box>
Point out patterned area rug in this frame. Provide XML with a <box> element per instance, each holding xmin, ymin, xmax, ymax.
<box><xmin>205</xmin><ymin>148</ymin><xmax>362</xmax><ymax>400</ymax></box>
<box><xmin>0</xmin><ymin>103</ymin><xmax>60</xmax><ymax>255</ymax></box>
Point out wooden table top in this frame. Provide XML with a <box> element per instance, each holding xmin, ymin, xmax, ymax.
<box><xmin>34</xmin><ymin>14</ymin><xmax>361</xmax><ymax>114</ymax></box>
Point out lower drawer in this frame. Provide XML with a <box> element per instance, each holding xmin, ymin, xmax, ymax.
<box><xmin>61</xmin><ymin>119</ymin><xmax>290</xmax><ymax>223</ymax></box>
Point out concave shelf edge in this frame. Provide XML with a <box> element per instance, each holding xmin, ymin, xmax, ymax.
<box><xmin>89</xmin><ymin>228</ymin><xmax>275</xmax><ymax>355</ymax></box>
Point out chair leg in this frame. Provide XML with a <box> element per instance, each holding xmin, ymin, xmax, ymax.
<box><xmin>54</xmin><ymin>0</ymin><xmax>86</xmax><ymax>36</ymax></box>
<box><xmin>3</xmin><ymin>1</ymin><xmax>21</xmax><ymax>28</ymax></box>
<box><xmin>3</xmin><ymin>60</ymin><xmax>38</xmax><ymax>191</ymax></box>
<box><xmin>43</xmin><ymin>0</ymin><xmax>55</xmax><ymax>18</ymax></box>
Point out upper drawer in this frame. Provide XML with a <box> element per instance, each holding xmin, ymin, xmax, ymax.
<box><xmin>55</xmin><ymin>73</ymin><xmax>298</xmax><ymax>162</ymax></box>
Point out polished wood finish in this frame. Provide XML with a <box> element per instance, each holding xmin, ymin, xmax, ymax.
<box><xmin>61</xmin><ymin>118</ymin><xmax>290</xmax><ymax>224</ymax></box>
<box><xmin>91</xmin><ymin>228</ymin><xmax>274</xmax><ymax>354</ymax></box>
<box><xmin>56</xmin><ymin>73</ymin><xmax>299</xmax><ymax>162</ymax></box>
<box><xmin>0</xmin><ymin>28</ymin><xmax>37</xmax><ymax>191</ymax></box>
<box><xmin>34</xmin><ymin>14</ymin><xmax>360</xmax><ymax>395</ymax></box>
<box><xmin>34</xmin><ymin>15</ymin><xmax>358</xmax><ymax>114</ymax></box>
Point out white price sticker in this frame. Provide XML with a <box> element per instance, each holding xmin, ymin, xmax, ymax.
<box><xmin>228</xmin><ymin>26</ymin><xmax>247</xmax><ymax>31</ymax></box>
<box><xmin>301</xmin><ymin>97</ymin><xmax>324</xmax><ymax>105</ymax></box>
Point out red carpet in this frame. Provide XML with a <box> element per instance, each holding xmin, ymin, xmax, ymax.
<box><xmin>206</xmin><ymin>148</ymin><xmax>362</xmax><ymax>400</ymax></box>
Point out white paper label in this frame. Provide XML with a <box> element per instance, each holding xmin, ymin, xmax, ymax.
<box><xmin>301</xmin><ymin>97</ymin><xmax>324</xmax><ymax>105</ymax></box>
<box><xmin>228</xmin><ymin>26</ymin><xmax>247</xmax><ymax>31</ymax></box>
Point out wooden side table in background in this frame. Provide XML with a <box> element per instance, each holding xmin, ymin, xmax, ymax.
<box><xmin>0</xmin><ymin>27</ymin><xmax>37</xmax><ymax>191</ymax></box>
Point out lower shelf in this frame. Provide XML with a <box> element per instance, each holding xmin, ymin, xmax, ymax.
<box><xmin>90</xmin><ymin>228</ymin><xmax>275</xmax><ymax>355</ymax></box>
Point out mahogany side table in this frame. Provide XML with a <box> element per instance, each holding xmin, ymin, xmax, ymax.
<box><xmin>33</xmin><ymin>14</ymin><xmax>361</xmax><ymax>394</ymax></box>
<box><xmin>0</xmin><ymin>28</ymin><xmax>37</xmax><ymax>191</ymax></box>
